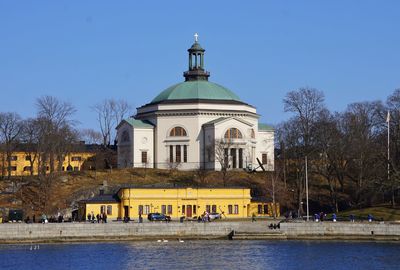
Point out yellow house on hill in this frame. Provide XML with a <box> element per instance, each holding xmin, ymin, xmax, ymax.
<box><xmin>79</xmin><ymin>187</ymin><xmax>280</xmax><ymax>220</ymax></box>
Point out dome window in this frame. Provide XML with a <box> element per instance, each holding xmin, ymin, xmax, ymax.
<box><xmin>170</xmin><ymin>127</ymin><xmax>187</xmax><ymax>137</ymax></box>
<box><xmin>224</xmin><ymin>128</ymin><xmax>243</xmax><ymax>139</ymax></box>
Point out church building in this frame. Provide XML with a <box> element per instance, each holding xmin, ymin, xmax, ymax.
<box><xmin>116</xmin><ymin>35</ymin><xmax>274</xmax><ymax>171</ymax></box>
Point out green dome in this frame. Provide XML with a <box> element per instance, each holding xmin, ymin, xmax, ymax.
<box><xmin>151</xmin><ymin>81</ymin><xmax>242</xmax><ymax>103</ymax></box>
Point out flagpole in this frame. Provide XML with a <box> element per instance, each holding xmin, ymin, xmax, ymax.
<box><xmin>387</xmin><ymin>111</ymin><xmax>390</xmax><ymax>199</ymax></box>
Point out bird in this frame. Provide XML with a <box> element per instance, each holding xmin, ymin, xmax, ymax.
<box><xmin>157</xmin><ymin>240</ymin><xmax>162</xmax><ymax>242</ymax></box>
<box><xmin>163</xmin><ymin>239</ymin><xmax>168</xmax><ymax>243</ymax></box>
<box><xmin>179</xmin><ymin>239</ymin><xmax>184</xmax><ymax>243</ymax></box>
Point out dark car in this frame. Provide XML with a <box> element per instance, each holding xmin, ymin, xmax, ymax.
<box><xmin>147</xmin><ymin>213</ymin><xmax>171</xmax><ymax>222</ymax></box>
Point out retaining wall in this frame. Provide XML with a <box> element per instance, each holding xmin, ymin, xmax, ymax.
<box><xmin>0</xmin><ymin>221</ymin><xmax>270</xmax><ymax>243</ymax></box>
<box><xmin>280</xmin><ymin>221</ymin><xmax>400</xmax><ymax>239</ymax></box>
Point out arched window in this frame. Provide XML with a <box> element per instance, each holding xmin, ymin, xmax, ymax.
<box><xmin>170</xmin><ymin>126</ymin><xmax>187</xmax><ymax>137</ymax></box>
<box><xmin>121</xmin><ymin>130</ymin><xmax>130</xmax><ymax>142</ymax></box>
<box><xmin>224</xmin><ymin>128</ymin><xmax>243</xmax><ymax>139</ymax></box>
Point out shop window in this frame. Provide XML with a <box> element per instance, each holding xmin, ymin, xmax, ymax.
<box><xmin>170</xmin><ymin>127</ymin><xmax>187</xmax><ymax>137</ymax></box>
<box><xmin>107</xmin><ymin>205</ymin><xmax>112</xmax><ymax>215</ymax></box>
<box><xmin>228</xmin><ymin>205</ymin><xmax>233</xmax><ymax>214</ymax></box>
<box><xmin>161</xmin><ymin>205</ymin><xmax>166</xmax><ymax>214</ymax></box>
<box><xmin>167</xmin><ymin>205</ymin><xmax>172</xmax><ymax>214</ymax></box>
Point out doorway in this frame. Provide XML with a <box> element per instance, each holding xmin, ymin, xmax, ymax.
<box><xmin>186</xmin><ymin>205</ymin><xmax>192</xmax><ymax>218</ymax></box>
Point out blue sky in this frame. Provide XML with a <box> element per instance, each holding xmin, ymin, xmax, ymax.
<box><xmin>0</xmin><ymin>1</ymin><xmax>399</xmax><ymax>130</ymax></box>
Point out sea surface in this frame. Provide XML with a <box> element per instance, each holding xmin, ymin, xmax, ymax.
<box><xmin>0</xmin><ymin>240</ymin><xmax>399</xmax><ymax>270</ymax></box>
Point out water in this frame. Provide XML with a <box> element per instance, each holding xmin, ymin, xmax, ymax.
<box><xmin>0</xmin><ymin>240</ymin><xmax>399</xmax><ymax>270</ymax></box>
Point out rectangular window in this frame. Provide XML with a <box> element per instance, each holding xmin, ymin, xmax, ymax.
<box><xmin>169</xmin><ymin>146</ymin><xmax>173</xmax><ymax>163</ymax></box>
<box><xmin>182</xmin><ymin>205</ymin><xmax>185</xmax><ymax>215</ymax></box>
<box><xmin>258</xmin><ymin>204</ymin><xmax>263</xmax><ymax>214</ymax></box>
<box><xmin>183</xmin><ymin>145</ymin><xmax>187</xmax><ymax>163</ymax></box>
<box><xmin>212</xmin><ymin>205</ymin><xmax>217</xmax><ymax>213</ymax></box>
<box><xmin>167</xmin><ymin>205</ymin><xmax>172</xmax><ymax>215</ymax></box>
<box><xmin>141</xmin><ymin>151</ymin><xmax>147</xmax><ymax>163</ymax></box>
<box><xmin>262</xmin><ymin>153</ymin><xmax>267</xmax><ymax>165</ymax></box>
<box><xmin>138</xmin><ymin>205</ymin><xmax>143</xmax><ymax>215</ymax></box>
<box><xmin>73</xmin><ymin>166</ymin><xmax>79</xmax><ymax>171</ymax></box>
<box><xmin>228</xmin><ymin>205</ymin><xmax>233</xmax><ymax>214</ymax></box>
<box><xmin>25</xmin><ymin>155</ymin><xmax>31</xmax><ymax>161</ymax></box>
<box><xmin>23</xmin><ymin>166</ymin><xmax>31</xmax><ymax>171</ymax></box>
<box><xmin>62</xmin><ymin>166</ymin><xmax>65</xmax><ymax>171</ymax></box>
<box><xmin>224</xmin><ymin>148</ymin><xmax>229</xmax><ymax>168</ymax></box>
<box><xmin>206</xmin><ymin>205</ymin><xmax>211</xmax><ymax>213</ymax></box>
<box><xmin>107</xmin><ymin>205</ymin><xmax>112</xmax><ymax>215</ymax></box>
<box><xmin>176</xmin><ymin>145</ymin><xmax>181</xmax><ymax>163</ymax></box>
<box><xmin>71</xmin><ymin>156</ymin><xmax>82</xmax><ymax>161</ymax></box>
<box><xmin>100</xmin><ymin>205</ymin><xmax>106</xmax><ymax>214</ymax></box>
<box><xmin>10</xmin><ymin>156</ymin><xmax>17</xmax><ymax>161</ymax></box>
<box><xmin>193</xmin><ymin>205</ymin><xmax>196</xmax><ymax>215</ymax></box>
<box><xmin>234</xmin><ymin>205</ymin><xmax>239</xmax><ymax>214</ymax></box>
<box><xmin>238</xmin><ymin>149</ymin><xmax>243</xmax><ymax>168</ymax></box>
<box><xmin>11</xmin><ymin>166</ymin><xmax>17</xmax><ymax>171</ymax></box>
<box><xmin>161</xmin><ymin>205</ymin><xmax>166</xmax><ymax>214</ymax></box>
<box><xmin>144</xmin><ymin>205</ymin><xmax>150</xmax><ymax>214</ymax></box>
<box><xmin>231</xmin><ymin>148</ymin><xmax>237</xmax><ymax>168</ymax></box>
<box><xmin>263</xmin><ymin>204</ymin><xmax>268</xmax><ymax>215</ymax></box>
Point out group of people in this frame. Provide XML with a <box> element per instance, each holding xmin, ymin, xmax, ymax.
<box><xmin>197</xmin><ymin>211</ymin><xmax>211</xmax><ymax>222</ymax></box>
<box><xmin>87</xmin><ymin>211</ymin><xmax>108</xmax><ymax>223</ymax></box>
<box><xmin>24</xmin><ymin>213</ymin><xmax>67</xmax><ymax>224</ymax></box>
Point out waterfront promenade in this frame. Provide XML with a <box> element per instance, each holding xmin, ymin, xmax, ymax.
<box><xmin>1</xmin><ymin>220</ymin><xmax>400</xmax><ymax>243</ymax></box>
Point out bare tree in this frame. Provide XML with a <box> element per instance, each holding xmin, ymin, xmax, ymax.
<box><xmin>92</xmin><ymin>99</ymin><xmax>132</xmax><ymax>146</ymax></box>
<box><xmin>80</xmin><ymin>129</ymin><xmax>103</xmax><ymax>145</ymax></box>
<box><xmin>20</xmin><ymin>118</ymin><xmax>41</xmax><ymax>175</ymax></box>
<box><xmin>0</xmin><ymin>112</ymin><xmax>23</xmax><ymax>178</ymax></box>
<box><xmin>211</xmin><ymin>138</ymin><xmax>234</xmax><ymax>186</ymax></box>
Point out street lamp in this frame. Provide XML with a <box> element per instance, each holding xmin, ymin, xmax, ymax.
<box><xmin>305</xmin><ymin>156</ymin><xmax>309</xmax><ymax>221</ymax></box>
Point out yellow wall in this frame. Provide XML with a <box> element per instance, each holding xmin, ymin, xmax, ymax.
<box><xmin>117</xmin><ymin>187</ymin><xmax>251</xmax><ymax>219</ymax></box>
<box><xmin>248</xmin><ymin>202</ymin><xmax>280</xmax><ymax>217</ymax></box>
<box><xmin>0</xmin><ymin>151</ymin><xmax>96</xmax><ymax>176</ymax></box>
<box><xmin>82</xmin><ymin>203</ymin><xmax>120</xmax><ymax>220</ymax></box>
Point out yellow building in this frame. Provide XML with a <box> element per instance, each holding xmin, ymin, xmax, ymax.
<box><xmin>0</xmin><ymin>151</ymin><xmax>96</xmax><ymax>176</ymax></box>
<box><xmin>79</xmin><ymin>187</ymin><xmax>279</xmax><ymax>220</ymax></box>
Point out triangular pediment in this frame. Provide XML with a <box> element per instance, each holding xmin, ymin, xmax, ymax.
<box><xmin>203</xmin><ymin>117</ymin><xmax>254</xmax><ymax>127</ymax></box>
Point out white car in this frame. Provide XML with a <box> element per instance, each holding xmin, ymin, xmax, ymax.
<box><xmin>208</xmin><ymin>213</ymin><xmax>221</xmax><ymax>220</ymax></box>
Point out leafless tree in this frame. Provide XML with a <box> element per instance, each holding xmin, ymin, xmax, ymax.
<box><xmin>92</xmin><ymin>99</ymin><xmax>132</xmax><ymax>146</ymax></box>
<box><xmin>20</xmin><ymin>118</ymin><xmax>41</xmax><ymax>175</ymax></box>
<box><xmin>0</xmin><ymin>112</ymin><xmax>23</xmax><ymax>178</ymax></box>
<box><xmin>80</xmin><ymin>129</ymin><xmax>103</xmax><ymax>145</ymax></box>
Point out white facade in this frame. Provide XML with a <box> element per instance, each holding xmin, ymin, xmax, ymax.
<box><xmin>117</xmin><ymin>101</ymin><xmax>274</xmax><ymax>171</ymax></box>
<box><xmin>116</xmin><ymin>39</ymin><xmax>274</xmax><ymax>171</ymax></box>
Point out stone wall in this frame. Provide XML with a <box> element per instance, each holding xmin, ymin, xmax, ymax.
<box><xmin>0</xmin><ymin>221</ymin><xmax>270</xmax><ymax>243</ymax></box>
<box><xmin>280</xmin><ymin>222</ymin><xmax>400</xmax><ymax>238</ymax></box>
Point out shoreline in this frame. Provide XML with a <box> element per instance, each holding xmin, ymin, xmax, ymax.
<box><xmin>1</xmin><ymin>221</ymin><xmax>400</xmax><ymax>244</ymax></box>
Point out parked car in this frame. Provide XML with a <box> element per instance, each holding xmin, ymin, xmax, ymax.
<box><xmin>208</xmin><ymin>213</ymin><xmax>222</xmax><ymax>220</ymax></box>
<box><xmin>147</xmin><ymin>213</ymin><xmax>171</xmax><ymax>222</ymax></box>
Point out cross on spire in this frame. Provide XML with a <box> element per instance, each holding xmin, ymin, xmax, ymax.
<box><xmin>194</xmin><ymin>33</ymin><xmax>199</xmax><ymax>42</ymax></box>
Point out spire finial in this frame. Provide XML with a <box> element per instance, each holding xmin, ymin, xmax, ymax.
<box><xmin>194</xmin><ymin>33</ymin><xmax>199</xmax><ymax>42</ymax></box>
